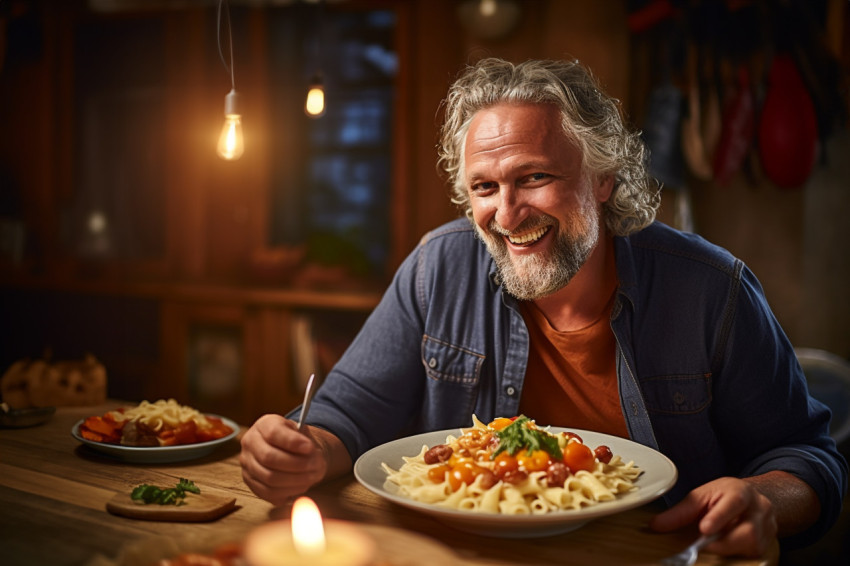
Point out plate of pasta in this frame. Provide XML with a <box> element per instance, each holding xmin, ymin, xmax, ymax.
<box><xmin>354</xmin><ymin>416</ymin><xmax>677</xmax><ymax>537</ymax></box>
<box><xmin>71</xmin><ymin>399</ymin><xmax>239</xmax><ymax>464</ymax></box>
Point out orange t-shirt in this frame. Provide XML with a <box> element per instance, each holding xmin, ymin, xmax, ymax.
<box><xmin>518</xmin><ymin>294</ymin><xmax>629</xmax><ymax>439</ymax></box>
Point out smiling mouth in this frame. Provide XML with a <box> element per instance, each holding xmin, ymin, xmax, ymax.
<box><xmin>506</xmin><ymin>225</ymin><xmax>550</xmax><ymax>247</ymax></box>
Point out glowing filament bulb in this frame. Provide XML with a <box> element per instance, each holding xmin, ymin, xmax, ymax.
<box><xmin>305</xmin><ymin>75</ymin><xmax>325</xmax><ymax>117</ymax></box>
<box><xmin>217</xmin><ymin>89</ymin><xmax>244</xmax><ymax>160</ymax></box>
<box><xmin>480</xmin><ymin>0</ymin><xmax>497</xmax><ymax>17</ymax></box>
<box><xmin>291</xmin><ymin>497</ymin><xmax>326</xmax><ymax>556</ymax></box>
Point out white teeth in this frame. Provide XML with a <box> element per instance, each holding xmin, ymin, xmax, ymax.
<box><xmin>508</xmin><ymin>226</ymin><xmax>548</xmax><ymax>245</ymax></box>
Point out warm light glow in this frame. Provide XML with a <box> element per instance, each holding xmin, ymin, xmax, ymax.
<box><xmin>217</xmin><ymin>114</ymin><xmax>244</xmax><ymax>160</ymax></box>
<box><xmin>291</xmin><ymin>497</ymin><xmax>326</xmax><ymax>556</ymax></box>
<box><xmin>87</xmin><ymin>210</ymin><xmax>107</xmax><ymax>234</ymax></box>
<box><xmin>305</xmin><ymin>85</ymin><xmax>325</xmax><ymax>117</ymax></box>
<box><xmin>480</xmin><ymin>0</ymin><xmax>497</xmax><ymax>17</ymax></box>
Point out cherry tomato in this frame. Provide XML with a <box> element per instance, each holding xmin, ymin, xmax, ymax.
<box><xmin>517</xmin><ymin>449</ymin><xmax>551</xmax><ymax>472</ymax></box>
<box><xmin>594</xmin><ymin>445</ymin><xmax>613</xmax><ymax>465</ymax></box>
<box><xmin>448</xmin><ymin>453</ymin><xmax>473</xmax><ymax>467</ymax></box>
<box><xmin>493</xmin><ymin>451</ymin><xmax>519</xmax><ymax>478</ymax></box>
<box><xmin>428</xmin><ymin>464</ymin><xmax>451</xmax><ymax>484</ymax></box>
<box><xmin>448</xmin><ymin>462</ymin><xmax>485</xmax><ymax>491</ymax></box>
<box><xmin>488</xmin><ymin>417</ymin><xmax>514</xmax><ymax>431</ymax></box>
<box><xmin>564</xmin><ymin>441</ymin><xmax>595</xmax><ymax>473</ymax></box>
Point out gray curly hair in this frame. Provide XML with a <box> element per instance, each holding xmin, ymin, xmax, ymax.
<box><xmin>437</xmin><ymin>58</ymin><xmax>659</xmax><ymax>236</ymax></box>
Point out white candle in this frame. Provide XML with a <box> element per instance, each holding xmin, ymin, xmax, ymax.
<box><xmin>244</xmin><ymin>497</ymin><xmax>376</xmax><ymax>566</ymax></box>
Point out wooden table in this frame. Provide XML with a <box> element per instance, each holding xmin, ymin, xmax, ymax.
<box><xmin>0</xmin><ymin>404</ymin><xmax>779</xmax><ymax>566</ymax></box>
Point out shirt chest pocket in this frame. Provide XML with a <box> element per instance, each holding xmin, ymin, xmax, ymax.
<box><xmin>640</xmin><ymin>374</ymin><xmax>712</xmax><ymax>415</ymax></box>
<box><xmin>421</xmin><ymin>335</ymin><xmax>484</xmax><ymax>386</ymax></box>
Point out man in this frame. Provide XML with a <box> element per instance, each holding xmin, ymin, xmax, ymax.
<box><xmin>240</xmin><ymin>58</ymin><xmax>846</xmax><ymax>556</ymax></box>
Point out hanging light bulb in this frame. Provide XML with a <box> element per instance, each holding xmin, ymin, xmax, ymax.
<box><xmin>217</xmin><ymin>89</ymin><xmax>244</xmax><ymax>160</ymax></box>
<box><xmin>479</xmin><ymin>0</ymin><xmax>497</xmax><ymax>17</ymax></box>
<box><xmin>216</xmin><ymin>0</ymin><xmax>243</xmax><ymax>160</ymax></box>
<box><xmin>305</xmin><ymin>73</ymin><xmax>325</xmax><ymax>118</ymax></box>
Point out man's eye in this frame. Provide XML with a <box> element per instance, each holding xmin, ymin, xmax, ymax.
<box><xmin>527</xmin><ymin>173</ymin><xmax>549</xmax><ymax>182</ymax></box>
<box><xmin>472</xmin><ymin>181</ymin><xmax>498</xmax><ymax>192</ymax></box>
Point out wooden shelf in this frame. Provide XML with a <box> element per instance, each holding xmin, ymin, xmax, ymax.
<box><xmin>0</xmin><ymin>275</ymin><xmax>383</xmax><ymax>312</ymax></box>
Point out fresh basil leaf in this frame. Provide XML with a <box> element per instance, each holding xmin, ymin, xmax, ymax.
<box><xmin>130</xmin><ymin>478</ymin><xmax>201</xmax><ymax>505</ymax></box>
<box><xmin>491</xmin><ymin>415</ymin><xmax>563</xmax><ymax>460</ymax></box>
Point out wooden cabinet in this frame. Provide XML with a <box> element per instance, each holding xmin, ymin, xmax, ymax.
<box><xmin>155</xmin><ymin>286</ymin><xmax>377</xmax><ymax>425</ymax></box>
<box><xmin>1</xmin><ymin>278</ymin><xmax>379</xmax><ymax>424</ymax></box>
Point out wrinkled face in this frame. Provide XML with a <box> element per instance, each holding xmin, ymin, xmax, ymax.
<box><xmin>463</xmin><ymin>103</ymin><xmax>611</xmax><ymax>300</ymax></box>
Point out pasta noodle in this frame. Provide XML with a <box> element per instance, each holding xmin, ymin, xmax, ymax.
<box><xmin>383</xmin><ymin>415</ymin><xmax>641</xmax><ymax>515</ymax></box>
<box><xmin>110</xmin><ymin>398</ymin><xmax>216</xmax><ymax>431</ymax></box>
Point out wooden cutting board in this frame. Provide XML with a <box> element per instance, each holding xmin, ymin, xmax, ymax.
<box><xmin>106</xmin><ymin>491</ymin><xmax>237</xmax><ymax>522</ymax></box>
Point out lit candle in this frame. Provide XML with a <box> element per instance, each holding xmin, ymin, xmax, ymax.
<box><xmin>244</xmin><ymin>497</ymin><xmax>376</xmax><ymax>566</ymax></box>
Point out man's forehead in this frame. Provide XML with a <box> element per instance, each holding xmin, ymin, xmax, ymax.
<box><xmin>466</xmin><ymin>104</ymin><xmax>562</xmax><ymax>149</ymax></box>
<box><xmin>469</xmin><ymin>103</ymin><xmax>560</xmax><ymax>130</ymax></box>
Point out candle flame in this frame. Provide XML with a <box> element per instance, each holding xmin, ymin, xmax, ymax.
<box><xmin>291</xmin><ymin>496</ymin><xmax>326</xmax><ymax>556</ymax></box>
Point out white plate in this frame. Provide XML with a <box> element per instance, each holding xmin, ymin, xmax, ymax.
<box><xmin>354</xmin><ymin>428</ymin><xmax>677</xmax><ymax>538</ymax></box>
<box><xmin>71</xmin><ymin>416</ymin><xmax>239</xmax><ymax>464</ymax></box>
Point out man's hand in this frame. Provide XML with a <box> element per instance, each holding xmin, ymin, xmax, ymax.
<box><xmin>650</xmin><ymin>471</ymin><xmax>820</xmax><ymax>557</ymax></box>
<box><xmin>650</xmin><ymin>477</ymin><xmax>777</xmax><ymax>557</ymax></box>
<box><xmin>239</xmin><ymin>414</ymin><xmax>349</xmax><ymax>506</ymax></box>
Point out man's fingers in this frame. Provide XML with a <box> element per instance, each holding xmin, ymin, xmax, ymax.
<box><xmin>649</xmin><ymin>492</ymin><xmax>705</xmax><ymax>533</ymax></box>
<box><xmin>254</xmin><ymin>415</ymin><xmax>314</xmax><ymax>455</ymax></box>
<box><xmin>697</xmin><ymin>485</ymin><xmax>751</xmax><ymax>534</ymax></box>
<box><xmin>705</xmin><ymin>509</ymin><xmax>776</xmax><ymax>558</ymax></box>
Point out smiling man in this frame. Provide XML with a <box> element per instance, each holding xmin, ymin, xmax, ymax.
<box><xmin>240</xmin><ymin>58</ymin><xmax>847</xmax><ymax>558</ymax></box>
<box><xmin>465</xmin><ymin>103</ymin><xmax>612</xmax><ymax>316</ymax></box>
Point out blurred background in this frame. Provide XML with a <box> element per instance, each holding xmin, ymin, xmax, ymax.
<box><xmin>0</xmin><ymin>0</ymin><xmax>849</xmax><ymax>561</ymax></box>
<box><xmin>0</xmin><ymin>0</ymin><xmax>848</xmax><ymax>423</ymax></box>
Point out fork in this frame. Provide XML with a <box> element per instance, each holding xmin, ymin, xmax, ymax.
<box><xmin>296</xmin><ymin>373</ymin><xmax>316</xmax><ymax>431</ymax></box>
<box><xmin>660</xmin><ymin>533</ymin><xmax>720</xmax><ymax>566</ymax></box>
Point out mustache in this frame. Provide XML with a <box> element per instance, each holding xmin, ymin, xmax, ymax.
<box><xmin>487</xmin><ymin>214</ymin><xmax>557</xmax><ymax>237</ymax></box>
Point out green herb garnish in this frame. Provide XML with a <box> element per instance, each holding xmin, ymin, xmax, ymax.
<box><xmin>491</xmin><ymin>416</ymin><xmax>563</xmax><ymax>460</ymax></box>
<box><xmin>131</xmin><ymin>478</ymin><xmax>201</xmax><ymax>506</ymax></box>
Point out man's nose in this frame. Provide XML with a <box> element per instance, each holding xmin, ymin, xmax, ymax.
<box><xmin>493</xmin><ymin>186</ymin><xmax>527</xmax><ymax>231</ymax></box>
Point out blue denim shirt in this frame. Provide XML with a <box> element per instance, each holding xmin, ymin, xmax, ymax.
<box><xmin>299</xmin><ymin>218</ymin><xmax>847</xmax><ymax>547</ymax></box>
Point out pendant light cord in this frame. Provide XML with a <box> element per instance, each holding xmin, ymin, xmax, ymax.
<box><xmin>217</xmin><ymin>0</ymin><xmax>235</xmax><ymax>91</ymax></box>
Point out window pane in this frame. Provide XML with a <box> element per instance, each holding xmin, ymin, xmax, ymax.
<box><xmin>63</xmin><ymin>17</ymin><xmax>167</xmax><ymax>261</ymax></box>
<box><xmin>268</xmin><ymin>7</ymin><xmax>396</xmax><ymax>276</ymax></box>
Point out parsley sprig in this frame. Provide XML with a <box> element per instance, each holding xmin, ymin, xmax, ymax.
<box><xmin>491</xmin><ymin>416</ymin><xmax>563</xmax><ymax>460</ymax></box>
<box><xmin>131</xmin><ymin>478</ymin><xmax>200</xmax><ymax>506</ymax></box>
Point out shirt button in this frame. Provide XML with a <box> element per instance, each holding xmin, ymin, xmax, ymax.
<box><xmin>673</xmin><ymin>391</ymin><xmax>686</xmax><ymax>405</ymax></box>
<box><xmin>428</xmin><ymin>357</ymin><xmax>437</xmax><ymax>368</ymax></box>
<box><xmin>505</xmin><ymin>386</ymin><xmax>516</xmax><ymax>397</ymax></box>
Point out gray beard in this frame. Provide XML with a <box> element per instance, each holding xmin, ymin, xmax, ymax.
<box><xmin>477</xmin><ymin>212</ymin><xmax>599</xmax><ymax>300</ymax></box>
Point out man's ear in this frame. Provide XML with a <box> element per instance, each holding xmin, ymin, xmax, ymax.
<box><xmin>596</xmin><ymin>175</ymin><xmax>615</xmax><ymax>203</ymax></box>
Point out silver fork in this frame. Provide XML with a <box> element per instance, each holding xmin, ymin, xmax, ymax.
<box><xmin>660</xmin><ymin>533</ymin><xmax>720</xmax><ymax>566</ymax></box>
<box><xmin>296</xmin><ymin>373</ymin><xmax>316</xmax><ymax>431</ymax></box>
